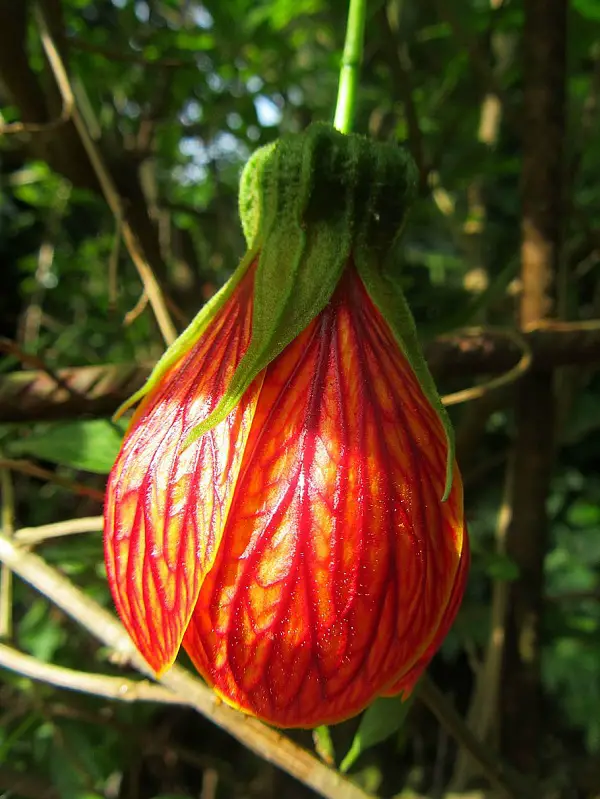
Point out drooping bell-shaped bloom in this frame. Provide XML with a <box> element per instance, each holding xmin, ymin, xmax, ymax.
<box><xmin>104</xmin><ymin>124</ymin><xmax>469</xmax><ymax>728</ymax></box>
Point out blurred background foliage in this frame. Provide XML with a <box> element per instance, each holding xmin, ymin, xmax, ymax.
<box><xmin>0</xmin><ymin>0</ymin><xmax>599</xmax><ymax>798</ymax></box>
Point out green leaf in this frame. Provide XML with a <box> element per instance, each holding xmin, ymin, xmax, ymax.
<box><xmin>340</xmin><ymin>694</ymin><xmax>415</xmax><ymax>773</ymax></box>
<box><xmin>567</xmin><ymin>500</ymin><xmax>600</xmax><ymax>528</ymax></box>
<box><xmin>573</xmin><ymin>0</ymin><xmax>600</xmax><ymax>21</ymax></box>
<box><xmin>9</xmin><ymin>419</ymin><xmax>127</xmax><ymax>474</ymax></box>
<box><xmin>0</xmin><ymin>715</ymin><xmax>38</xmax><ymax>761</ymax></box>
<box><xmin>174</xmin><ymin>31</ymin><xmax>214</xmax><ymax>50</ymax></box>
<box><xmin>19</xmin><ymin>598</ymin><xmax>67</xmax><ymax>662</ymax></box>
<box><xmin>48</xmin><ymin>742</ymin><xmax>102</xmax><ymax>799</ymax></box>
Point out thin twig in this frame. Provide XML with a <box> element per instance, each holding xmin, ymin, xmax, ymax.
<box><xmin>440</xmin><ymin>326</ymin><xmax>532</xmax><ymax>407</ymax></box>
<box><xmin>0</xmin><ymin>362</ymin><xmax>152</xmax><ymax>424</ymax></box>
<box><xmin>14</xmin><ymin>516</ymin><xmax>104</xmax><ymax>546</ymax></box>
<box><xmin>0</xmin><ymin>459</ymin><xmax>104</xmax><ymax>503</ymax></box>
<box><xmin>0</xmin><ymin>86</ymin><xmax>72</xmax><ymax>136</ymax></box>
<box><xmin>418</xmin><ymin>674</ymin><xmax>534</xmax><ymax>799</ymax></box>
<box><xmin>0</xmin><ymin>643</ymin><xmax>187</xmax><ymax>705</ymax></box>
<box><xmin>0</xmin><ymin>338</ymin><xmax>84</xmax><ymax>400</ymax></box>
<box><xmin>124</xmin><ymin>291</ymin><xmax>150</xmax><ymax>327</ymax></box>
<box><xmin>0</xmin><ymin>466</ymin><xmax>15</xmax><ymax>638</ymax></box>
<box><xmin>33</xmin><ymin>4</ymin><xmax>177</xmax><ymax>347</ymax></box>
<box><xmin>452</xmin><ymin>462</ymin><xmax>513</xmax><ymax>789</ymax></box>
<box><xmin>0</xmin><ymin>531</ymin><xmax>374</xmax><ymax>799</ymax></box>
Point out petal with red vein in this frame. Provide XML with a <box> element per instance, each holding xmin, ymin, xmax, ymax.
<box><xmin>104</xmin><ymin>265</ymin><xmax>263</xmax><ymax>674</ymax></box>
<box><xmin>183</xmin><ymin>265</ymin><xmax>467</xmax><ymax>728</ymax></box>
<box><xmin>381</xmin><ymin>532</ymin><xmax>470</xmax><ymax>699</ymax></box>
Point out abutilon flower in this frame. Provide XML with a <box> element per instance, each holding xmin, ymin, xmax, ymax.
<box><xmin>104</xmin><ymin>124</ymin><xmax>469</xmax><ymax>728</ymax></box>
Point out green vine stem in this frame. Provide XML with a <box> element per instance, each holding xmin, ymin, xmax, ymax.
<box><xmin>333</xmin><ymin>0</ymin><xmax>367</xmax><ymax>134</ymax></box>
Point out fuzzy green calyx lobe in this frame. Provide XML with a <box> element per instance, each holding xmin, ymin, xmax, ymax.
<box><xmin>183</xmin><ymin>123</ymin><xmax>420</xmax><ymax>446</ymax></box>
<box><xmin>240</xmin><ymin>122</ymin><xmax>418</xmax><ymax>256</ymax></box>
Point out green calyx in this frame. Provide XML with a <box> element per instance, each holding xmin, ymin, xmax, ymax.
<box><xmin>120</xmin><ymin>123</ymin><xmax>454</xmax><ymax>501</ymax></box>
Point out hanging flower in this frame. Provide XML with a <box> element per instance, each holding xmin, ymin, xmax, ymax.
<box><xmin>104</xmin><ymin>124</ymin><xmax>469</xmax><ymax>729</ymax></box>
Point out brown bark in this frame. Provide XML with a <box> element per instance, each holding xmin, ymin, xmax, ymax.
<box><xmin>0</xmin><ymin>363</ymin><xmax>150</xmax><ymax>423</ymax></box>
<box><xmin>500</xmin><ymin>0</ymin><xmax>567</xmax><ymax>775</ymax></box>
<box><xmin>426</xmin><ymin>322</ymin><xmax>600</xmax><ymax>378</ymax></box>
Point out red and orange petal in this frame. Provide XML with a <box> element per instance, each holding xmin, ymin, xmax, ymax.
<box><xmin>103</xmin><ymin>262</ymin><xmax>264</xmax><ymax>674</ymax></box>
<box><xmin>381</xmin><ymin>538</ymin><xmax>469</xmax><ymax>699</ymax></box>
<box><xmin>182</xmin><ymin>266</ymin><xmax>467</xmax><ymax>728</ymax></box>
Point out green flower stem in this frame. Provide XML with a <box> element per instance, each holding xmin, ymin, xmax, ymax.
<box><xmin>333</xmin><ymin>0</ymin><xmax>367</xmax><ymax>134</ymax></box>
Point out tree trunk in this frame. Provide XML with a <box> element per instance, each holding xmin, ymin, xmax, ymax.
<box><xmin>500</xmin><ymin>0</ymin><xmax>567</xmax><ymax>774</ymax></box>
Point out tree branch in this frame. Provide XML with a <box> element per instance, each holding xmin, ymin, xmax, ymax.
<box><xmin>0</xmin><ymin>643</ymin><xmax>187</xmax><ymax>705</ymax></box>
<box><xmin>14</xmin><ymin>517</ymin><xmax>104</xmax><ymax>546</ymax></box>
<box><xmin>500</xmin><ymin>0</ymin><xmax>567</xmax><ymax>774</ymax></box>
<box><xmin>0</xmin><ymin>458</ymin><xmax>104</xmax><ymax>502</ymax></box>
<box><xmin>0</xmin><ymin>362</ymin><xmax>150</xmax><ymax>423</ymax></box>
